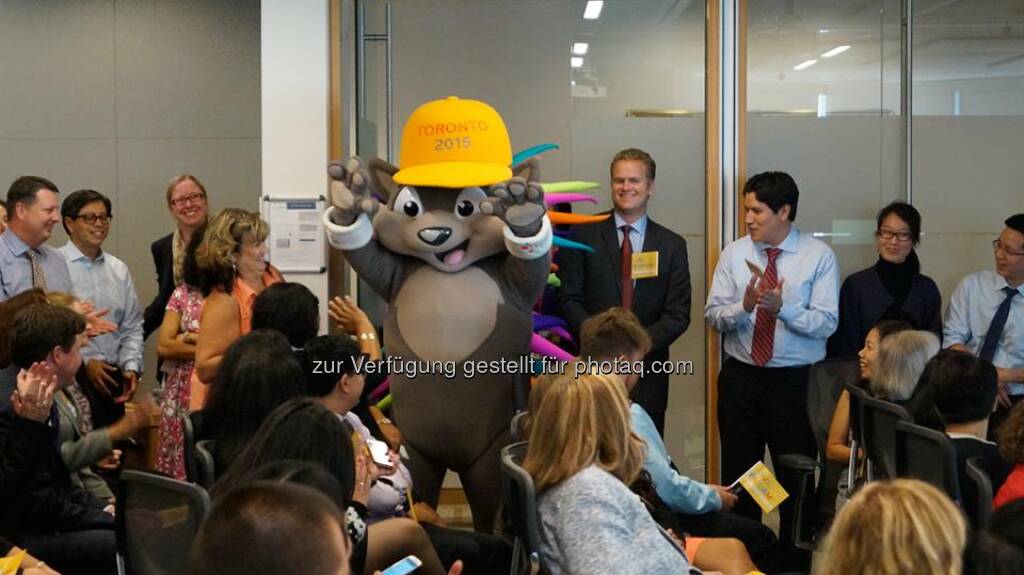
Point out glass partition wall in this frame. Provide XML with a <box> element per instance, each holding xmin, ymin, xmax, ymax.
<box><xmin>340</xmin><ymin>0</ymin><xmax>1024</xmax><ymax>492</ymax></box>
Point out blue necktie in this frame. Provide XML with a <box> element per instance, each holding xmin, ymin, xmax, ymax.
<box><xmin>979</xmin><ymin>287</ymin><xmax>1018</xmax><ymax>362</ymax></box>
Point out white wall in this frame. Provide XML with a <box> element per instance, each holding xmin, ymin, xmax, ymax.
<box><xmin>261</xmin><ymin>0</ymin><xmax>332</xmax><ymax>331</ymax></box>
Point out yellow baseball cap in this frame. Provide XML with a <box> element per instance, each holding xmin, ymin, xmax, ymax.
<box><xmin>394</xmin><ymin>96</ymin><xmax>513</xmax><ymax>188</ymax></box>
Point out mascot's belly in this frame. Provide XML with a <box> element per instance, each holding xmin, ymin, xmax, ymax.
<box><xmin>395</xmin><ymin>266</ymin><xmax>501</xmax><ymax>363</ymax></box>
<box><xmin>387</xmin><ymin>263</ymin><xmax>533</xmax><ymax>466</ymax></box>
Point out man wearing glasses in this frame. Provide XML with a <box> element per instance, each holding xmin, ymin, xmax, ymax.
<box><xmin>59</xmin><ymin>189</ymin><xmax>143</xmax><ymax>426</ymax></box>
<box><xmin>945</xmin><ymin>213</ymin><xmax>1024</xmax><ymax>434</ymax></box>
<box><xmin>0</xmin><ymin>176</ymin><xmax>73</xmax><ymax>300</ymax></box>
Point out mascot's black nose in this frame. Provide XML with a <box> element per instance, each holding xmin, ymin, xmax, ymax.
<box><xmin>418</xmin><ymin>227</ymin><xmax>452</xmax><ymax>246</ymax></box>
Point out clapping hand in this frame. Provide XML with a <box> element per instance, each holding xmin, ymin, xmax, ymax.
<box><xmin>12</xmin><ymin>362</ymin><xmax>58</xmax><ymax>423</ymax></box>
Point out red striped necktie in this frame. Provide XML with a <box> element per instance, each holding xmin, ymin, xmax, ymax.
<box><xmin>751</xmin><ymin>247</ymin><xmax>782</xmax><ymax>366</ymax></box>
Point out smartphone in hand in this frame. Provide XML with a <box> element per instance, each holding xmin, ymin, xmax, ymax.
<box><xmin>381</xmin><ymin>555</ymin><xmax>423</xmax><ymax>575</ymax></box>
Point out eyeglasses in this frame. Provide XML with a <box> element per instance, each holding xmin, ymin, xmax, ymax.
<box><xmin>876</xmin><ymin>229</ymin><xmax>914</xmax><ymax>242</ymax></box>
<box><xmin>74</xmin><ymin>213</ymin><xmax>112</xmax><ymax>225</ymax></box>
<box><xmin>170</xmin><ymin>192</ymin><xmax>206</xmax><ymax>208</ymax></box>
<box><xmin>993</xmin><ymin>239</ymin><xmax>1024</xmax><ymax>257</ymax></box>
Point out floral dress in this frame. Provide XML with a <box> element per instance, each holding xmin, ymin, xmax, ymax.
<box><xmin>155</xmin><ymin>284</ymin><xmax>204</xmax><ymax>480</ymax></box>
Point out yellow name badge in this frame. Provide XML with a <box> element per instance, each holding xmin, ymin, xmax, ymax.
<box><xmin>631</xmin><ymin>251</ymin><xmax>659</xmax><ymax>279</ymax></box>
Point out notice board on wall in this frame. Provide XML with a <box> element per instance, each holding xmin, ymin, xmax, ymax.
<box><xmin>262</xmin><ymin>196</ymin><xmax>326</xmax><ymax>273</ymax></box>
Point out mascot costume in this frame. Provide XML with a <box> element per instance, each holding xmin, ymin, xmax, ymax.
<box><xmin>322</xmin><ymin>96</ymin><xmax>552</xmax><ymax>532</ymax></box>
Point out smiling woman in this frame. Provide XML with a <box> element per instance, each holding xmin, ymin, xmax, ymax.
<box><xmin>827</xmin><ymin>201</ymin><xmax>942</xmax><ymax>359</ymax></box>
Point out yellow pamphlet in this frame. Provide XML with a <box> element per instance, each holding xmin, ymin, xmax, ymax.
<box><xmin>730</xmin><ymin>461</ymin><xmax>789</xmax><ymax>514</ymax></box>
<box><xmin>0</xmin><ymin>550</ymin><xmax>27</xmax><ymax>574</ymax></box>
<box><xmin>631</xmin><ymin>251</ymin><xmax>659</xmax><ymax>279</ymax></box>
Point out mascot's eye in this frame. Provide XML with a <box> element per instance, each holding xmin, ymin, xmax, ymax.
<box><xmin>394</xmin><ymin>186</ymin><xmax>422</xmax><ymax>218</ymax></box>
<box><xmin>454</xmin><ymin>187</ymin><xmax>486</xmax><ymax>219</ymax></box>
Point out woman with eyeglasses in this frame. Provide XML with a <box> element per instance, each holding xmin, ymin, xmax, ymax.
<box><xmin>142</xmin><ymin>174</ymin><xmax>210</xmax><ymax>340</ymax></box>
<box><xmin>827</xmin><ymin>201</ymin><xmax>942</xmax><ymax>358</ymax></box>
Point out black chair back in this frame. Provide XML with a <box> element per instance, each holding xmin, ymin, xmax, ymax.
<box><xmin>180</xmin><ymin>413</ymin><xmax>197</xmax><ymax>484</ymax></box>
<box><xmin>194</xmin><ymin>440</ymin><xmax>216</xmax><ymax>490</ymax></box>
<box><xmin>965</xmin><ymin>457</ymin><xmax>994</xmax><ymax>529</ymax></box>
<box><xmin>894</xmin><ymin>420</ymin><xmax>961</xmax><ymax>502</ymax></box>
<box><xmin>116</xmin><ymin>470</ymin><xmax>211</xmax><ymax>575</ymax></box>
<box><xmin>860</xmin><ymin>395</ymin><xmax>912</xmax><ymax>480</ymax></box>
<box><xmin>808</xmin><ymin>359</ymin><xmax>860</xmax><ymax>453</ymax></box>
<box><xmin>500</xmin><ymin>441</ymin><xmax>544</xmax><ymax>575</ymax></box>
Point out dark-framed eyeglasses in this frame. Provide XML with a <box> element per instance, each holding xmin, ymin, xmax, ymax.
<box><xmin>170</xmin><ymin>192</ymin><xmax>206</xmax><ymax>208</ymax></box>
<box><xmin>74</xmin><ymin>213</ymin><xmax>112</xmax><ymax>225</ymax></box>
<box><xmin>993</xmin><ymin>239</ymin><xmax>1024</xmax><ymax>257</ymax></box>
<box><xmin>876</xmin><ymin>229</ymin><xmax>913</xmax><ymax>242</ymax></box>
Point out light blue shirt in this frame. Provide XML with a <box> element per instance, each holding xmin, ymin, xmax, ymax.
<box><xmin>944</xmin><ymin>269</ymin><xmax>1024</xmax><ymax>395</ymax></box>
<box><xmin>705</xmin><ymin>227</ymin><xmax>840</xmax><ymax>367</ymax></box>
<box><xmin>59</xmin><ymin>242</ymin><xmax>144</xmax><ymax>374</ymax></box>
<box><xmin>631</xmin><ymin>403</ymin><xmax>721</xmax><ymax>515</ymax></box>
<box><xmin>613</xmin><ymin>212</ymin><xmax>648</xmax><ymax>254</ymax></box>
<box><xmin>0</xmin><ymin>228</ymin><xmax>73</xmax><ymax>300</ymax></box>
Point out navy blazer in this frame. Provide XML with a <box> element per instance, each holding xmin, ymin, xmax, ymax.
<box><xmin>827</xmin><ymin>265</ymin><xmax>942</xmax><ymax>358</ymax></box>
<box><xmin>143</xmin><ymin>233</ymin><xmax>175</xmax><ymax>339</ymax></box>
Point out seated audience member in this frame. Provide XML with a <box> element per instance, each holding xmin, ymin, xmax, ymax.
<box><xmin>990</xmin><ymin>499</ymin><xmax>1024</xmax><ymax>550</ymax></box>
<box><xmin>0</xmin><ymin>289</ymin><xmax>51</xmax><ymax>368</ymax></box>
<box><xmin>1</xmin><ymin>344</ymin><xmax>61</xmax><ymax>575</ymax></box>
<box><xmin>303</xmin><ymin>335</ymin><xmax>510</xmax><ymax>574</ymax></box>
<box><xmin>827</xmin><ymin>319</ymin><xmax>913</xmax><ymax>465</ymax></box>
<box><xmin>523</xmin><ymin>372</ymin><xmax>696</xmax><ymax>575</ymax></box>
<box><xmin>59</xmin><ymin>189</ymin><xmax>144</xmax><ymax>427</ymax></box>
<box><xmin>326</xmin><ymin>295</ymin><xmax>401</xmax><ymax>449</ymax></box>
<box><xmin>154</xmin><ymin>225</ymin><xmax>207</xmax><ymax>479</ymax></box>
<box><xmin>963</xmin><ymin>531</ymin><xmax>1024</xmax><ymax>575</ymax></box>
<box><xmin>201</xmin><ymin>330</ymin><xmax>306</xmax><ymax>471</ymax></box>
<box><xmin>828</xmin><ymin>201</ymin><xmax>941</xmax><ymax>358</ymax></box>
<box><xmin>194</xmin><ymin>209</ymin><xmax>282</xmax><ymax>383</ymax></box>
<box><xmin>144</xmin><ymin>174</ymin><xmax>210</xmax><ymax>340</ymax></box>
<box><xmin>813</xmin><ymin>479</ymin><xmax>966</xmax><ymax>575</ymax></box>
<box><xmin>577</xmin><ymin>308</ymin><xmax>774</xmax><ymax>571</ymax></box>
<box><xmin>0</xmin><ymin>304</ymin><xmax>115</xmax><ymax>575</ymax></box>
<box><xmin>929</xmin><ymin>349</ymin><xmax>1012</xmax><ymax>516</ymax></box>
<box><xmin>996</xmin><ymin>403</ymin><xmax>1024</xmax><ymax>509</ymax></box>
<box><xmin>0</xmin><ymin>176</ymin><xmax>74</xmax><ymax>300</ymax></box>
<box><xmin>944</xmin><ymin>214</ymin><xmax>1024</xmax><ymax>436</ymax></box>
<box><xmin>251</xmin><ymin>282</ymin><xmax>320</xmax><ymax>351</ymax></box>
<box><xmin>192</xmin><ymin>481</ymin><xmax>351</xmax><ymax>575</ymax></box>
<box><xmin>0</xmin><ymin>198</ymin><xmax>7</xmax><ymax>233</ymax></box>
<box><xmin>213</xmin><ymin>398</ymin><xmax>451</xmax><ymax>575</ymax></box>
<box><xmin>867</xmin><ymin>329</ymin><xmax>939</xmax><ymax>404</ymax></box>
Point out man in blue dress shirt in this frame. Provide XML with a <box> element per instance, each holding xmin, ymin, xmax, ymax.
<box><xmin>944</xmin><ymin>213</ymin><xmax>1024</xmax><ymax>434</ymax></box>
<box><xmin>0</xmin><ymin>176</ymin><xmax>73</xmax><ymax>300</ymax></box>
<box><xmin>705</xmin><ymin>172</ymin><xmax>839</xmax><ymax>548</ymax></box>
<box><xmin>59</xmin><ymin>189</ymin><xmax>143</xmax><ymax>427</ymax></box>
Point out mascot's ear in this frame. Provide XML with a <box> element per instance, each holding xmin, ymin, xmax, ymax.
<box><xmin>368</xmin><ymin>158</ymin><xmax>401</xmax><ymax>205</ymax></box>
<box><xmin>511</xmin><ymin>157</ymin><xmax>540</xmax><ymax>183</ymax></box>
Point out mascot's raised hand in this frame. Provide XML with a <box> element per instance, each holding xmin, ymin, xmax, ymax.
<box><xmin>327</xmin><ymin>157</ymin><xmax>380</xmax><ymax>226</ymax></box>
<box><xmin>481</xmin><ymin>159</ymin><xmax>546</xmax><ymax>238</ymax></box>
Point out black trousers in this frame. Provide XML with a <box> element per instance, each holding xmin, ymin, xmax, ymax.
<box><xmin>673</xmin><ymin>509</ymin><xmax>780</xmax><ymax>571</ymax></box>
<box><xmin>421</xmin><ymin>522</ymin><xmax>512</xmax><ymax>574</ymax></box>
<box><xmin>717</xmin><ymin>358</ymin><xmax>815</xmax><ymax>544</ymax></box>
<box><xmin>22</xmin><ymin>528</ymin><xmax>116</xmax><ymax>575</ymax></box>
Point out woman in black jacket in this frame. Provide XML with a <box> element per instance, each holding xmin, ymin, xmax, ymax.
<box><xmin>828</xmin><ymin>201</ymin><xmax>942</xmax><ymax>358</ymax></box>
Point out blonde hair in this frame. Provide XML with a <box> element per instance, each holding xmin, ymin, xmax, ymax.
<box><xmin>869</xmin><ymin>330</ymin><xmax>939</xmax><ymax>401</ymax></box>
<box><xmin>522</xmin><ymin>373</ymin><xmax>645</xmax><ymax>493</ymax></box>
<box><xmin>194</xmin><ymin>208</ymin><xmax>269</xmax><ymax>294</ymax></box>
<box><xmin>814</xmin><ymin>479</ymin><xmax>966</xmax><ymax>575</ymax></box>
<box><xmin>165</xmin><ymin>173</ymin><xmax>208</xmax><ymax>206</ymax></box>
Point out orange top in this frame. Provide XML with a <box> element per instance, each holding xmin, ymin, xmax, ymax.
<box><xmin>232</xmin><ymin>266</ymin><xmax>284</xmax><ymax>334</ymax></box>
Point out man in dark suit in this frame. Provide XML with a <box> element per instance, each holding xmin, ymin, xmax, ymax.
<box><xmin>557</xmin><ymin>148</ymin><xmax>691</xmax><ymax>435</ymax></box>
